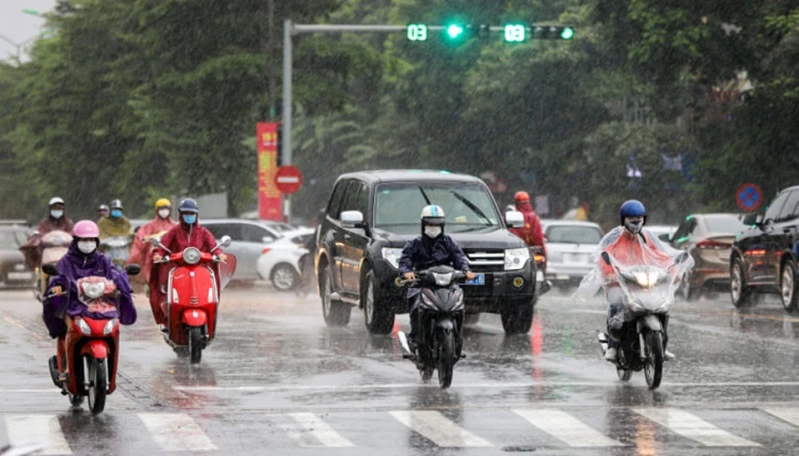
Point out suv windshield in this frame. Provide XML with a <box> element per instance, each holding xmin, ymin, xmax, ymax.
<box><xmin>546</xmin><ymin>225</ymin><xmax>603</xmax><ymax>244</ymax></box>
<box><xmin>374</xmin><ymin>182</ymin><xmax>500</xmax><ymax>234</ymax></box>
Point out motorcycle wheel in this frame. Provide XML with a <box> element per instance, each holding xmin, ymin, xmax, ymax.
<box><xmin>86</xmin><ymin>357</ymin><xmax>107</xmax><ymax>414</ymax></box>
<box><xmin>616</xmin><ymin>367</ymin><xmax>632</xmax><ymax>382</ymax></box>
<box><xmin>437</xmin><ymin>332</ymin><xmax>456</xmax><ymax>389</ymax></box>
<box><xmin>189</xmin><ymin>327</ymin><xmax>203</xmax><ymax>364</ymax></box>
<box><xmin>643</xmin><ymin>332</ymin><xmax>664</xmax><ymax>390</ymax></box>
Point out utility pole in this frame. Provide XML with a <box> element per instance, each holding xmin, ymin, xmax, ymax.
<box><xmin>266</xmin><ymin>0</ymin><xmax>276</xmax><ymax>119</ymax></box>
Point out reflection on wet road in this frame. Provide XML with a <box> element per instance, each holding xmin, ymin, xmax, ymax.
<box><xmin>3</xmin><ymin>286</ymin><xmax>799</xmax><ymax>455</ymax></box>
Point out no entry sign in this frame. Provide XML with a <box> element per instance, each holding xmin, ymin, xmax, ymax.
<box><xmin>736</xmin><ymin>183</ymin><xmax>763</xmax><ymax>212</ymax></box>
<box><xmin>275</xmin><ymin>165</ymin><xmax>303</xmax><ymax>194</ymax></box>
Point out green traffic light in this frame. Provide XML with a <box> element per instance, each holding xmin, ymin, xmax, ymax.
<box><xmin>446</xmin><ymin>24</ymin><xmax>465</xmax><ymax>39</ymax></box>
<box><xmin>560</xmin><ymin>27</ymin><xmax>575</xmax><ymax>40</ymax></box>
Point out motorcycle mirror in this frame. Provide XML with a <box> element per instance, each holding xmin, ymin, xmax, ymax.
<box><xmin>41</xmin><ymin>263</ymin><xmax>59</xmax><ymax>276</ymax></box>
<box><xmin>600</xmin><ymin>251</ymin><xmax>612</xmax><ymax>266</ymax></box>
<box><xmin>125</xmin><ymin>264</ymin><xmax>141</xmax><ymax>275</ymax></box>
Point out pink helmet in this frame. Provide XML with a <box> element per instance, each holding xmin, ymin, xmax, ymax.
<box><xmin>73</xmin><ymin>220</ymin><xmax>100</xmax><ymax>239</ymax></box>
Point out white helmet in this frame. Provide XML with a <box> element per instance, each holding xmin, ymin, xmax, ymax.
<box><xmin>420</xmin><ymin>205</ymin><xmax>446</xmax><ymax>225</ymax></box>
<box><xmin>48</xmin><ymin>196</ymin><xmax>65</xmax><ymax>206</ymax></box>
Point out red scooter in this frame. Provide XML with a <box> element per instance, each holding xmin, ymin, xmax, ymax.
<box><xmin>148</xmin><ymin>236</ymin><xmax>235</xmax><ymax>364</ymax></box>
<box><xmin>43</xmin><ymin>264</ymin><xmax>140</xmax><ymax>414</ymax></box>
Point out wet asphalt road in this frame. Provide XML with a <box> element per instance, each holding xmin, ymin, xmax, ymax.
<box><xmin>3</xmin><ymin>285</ymin><xmax>799</xmax><ymax>455</ymax></box>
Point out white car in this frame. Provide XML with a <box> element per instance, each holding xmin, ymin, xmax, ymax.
<box><xmin>255</xmin><ymin>232</ymin><xmax>311</xmax><ymax>291</ymax></box>
<box><xmin>541</xmin><ymin>219</ymin><xmax>604</xmax><ymax>291</ymax></box>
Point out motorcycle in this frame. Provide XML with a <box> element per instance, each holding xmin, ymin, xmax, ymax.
<box><xmin>34</xmin><ymin>231</ymin><xmax>73</xmax><ymax>302</ymax></box>
<box><xmin>596</xmin><ymin>251</ymin><xmax>689</xmax><ymax>390</ymax></box>
<box><xmin>531</xmin><ymin>246</ymin><xmax>551</xmax><ymax>299</ymax></box>
<box><xmin>148</xmin><ymin>236</ymin><xmax>235</xmax><ymax>364</ymax></box>
<box><xmin>99</xmin><ymin>235</ymin><xmax>133</xmax><ymax>269</ymax></box>
<box><xmin>42</xmin><ymin>263</ymin><xmax>140</xmax><ymax>414</ymax></box>
<box><xmin>397</xmin><ymin>265</ymin><xmax>467</xmax><ymax>389</ymax></box>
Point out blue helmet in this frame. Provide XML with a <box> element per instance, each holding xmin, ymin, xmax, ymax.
<box><xmin>178</xmin><ymin>198</ymin><xmax>199</xmax><ymax>214</ymax></box>
<box><xmin>619</xmin><ymin>199</ymin><xmax>646</xmax><ymax>232</ymax></box>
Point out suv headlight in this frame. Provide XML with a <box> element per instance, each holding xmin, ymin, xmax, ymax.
<box><xmin>381</xmin><ymin>248</ymin><xmax>403</xmax><ymax>269</ymax></box>
<box><xmin>505</xmin><ymin>248</ymin><xmax>530</xmax><ymax>271</ymax></box>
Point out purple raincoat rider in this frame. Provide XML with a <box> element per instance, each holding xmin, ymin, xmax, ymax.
<box><xmin>43</xmin><ymin>220</ymin><xmax>137</xmax><ymax>380</ymax></box>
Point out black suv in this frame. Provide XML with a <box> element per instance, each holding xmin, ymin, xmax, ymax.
<box><xmin>730</xmin><ymin>185</ymin><xmax>799</xmax><ymax>310</ymax></box>
<box><xmin>315</xmin><ymin>170</ymin><xmax>536</xmax><ymax>335</ymax></box>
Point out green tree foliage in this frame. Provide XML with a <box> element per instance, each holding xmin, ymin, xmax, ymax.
<box><xmin>1</xmin><ymin>0</ymin><xmax>797</xmax><ymax>224</ymax></box>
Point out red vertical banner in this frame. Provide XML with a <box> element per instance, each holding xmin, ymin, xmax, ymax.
<box><xmin>257</xmin><ymin>122</ymin><xmax>282</xmax><ymax>221</ymax></box>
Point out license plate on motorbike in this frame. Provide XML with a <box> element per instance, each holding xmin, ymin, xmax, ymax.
<box><xmin>463</xmin><ymin>273</ymin><xmax>485</xmax><ymax>286</ymax></box>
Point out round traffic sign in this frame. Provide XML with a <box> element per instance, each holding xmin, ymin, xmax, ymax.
<box><xmin>736</xmin><ymin>183</ymin><xmax>763</xmax><ymax>212</ymax></box>
<box><xmin>274</xmin><ymin>165</ymin><xmax>302</xmax><ymax>194</ymax></box>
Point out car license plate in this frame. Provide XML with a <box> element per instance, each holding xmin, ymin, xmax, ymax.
<box><xmin>463</xmin><ymin>273</ymin><xmax>485</xmax><ymax>286</ymax></box>
<box><xmin>536</xmin><ymin>270</ymin><xmax>544</xmax><ymax>282</ymax></box>
<box><xmin>565</xmin><ymin>253</ymin><xmax>588</xmax><ymax>264</ymax></box>
<box><xmin>7</xmin><ymin>272</ymin><xmax>33</xmax><ymax>281</ymax></box>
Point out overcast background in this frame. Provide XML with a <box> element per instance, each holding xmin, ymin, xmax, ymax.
<box><xmin>0</xmin><ymin>0</ymin><xmax>56</xmax><ymax>62</ymax></box>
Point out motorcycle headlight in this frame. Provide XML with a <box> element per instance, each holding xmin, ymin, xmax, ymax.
<box><xmin>81</xmin><ymin>281</ymin><xmax>107</xmax><ymax>300</ymax></box>
<box><xmin>103</xmin><ymin>318</ymin><xmax>118</xmax><ymax>335</ymax></box>
<box><xmin>76</xmin><ymin>317</ymin><xmax>92</xmax><ymax>335</ymax></box>
<box><xmin>632</xmin><ymin>271</ymin><xmax>661</xmax><ymax>288</ymax></box>
<box><xmin>505</xmin><ymin>248</ymin><xmax>530</xmax><ymax>271</ymax></box>
<box><xmin>432</xmin><ymin>272</ymin><xmax>453</xmax><ymax>286</ymax></box>
<box><xmin>381</xmin><ymin>248</ymin><xmax>403</xmax><ymax>269</ymax></box>
<box><xmin>183</xmin><ymin>247</ymin><xmax>201</xmax><ymax>265</ymax></box>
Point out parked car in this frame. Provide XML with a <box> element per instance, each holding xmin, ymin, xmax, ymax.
<box><xmin>315</xmin><ymin>170</ymin><xmax>536</xmax><ymax>335</ymax></box>
<box><xmin>647</xmin><ymin>225</ymin><xmax>678</xmax><ymax>243</ymax></box>
<box><xmin>670</xmin><ymin>213</ymin><xmax>746</xmax><ymax>300</ymax></box>
<box><xmin>204</xmin><ymin>219</ymin><xmax>285</xmax><ymax>281</ymax></box>
<box><xmin>731</xmin><ymin>186</ymin><xmax>799</xmax><ymax>310</ymax></box>
<box><xmin>0</xmin><ymin>225</ymin><xmax>35</xmax><ymax>288</ymax></box>
<box><xmin>540</xmin><ymin>220</ymin><xmax>604</xmax><ymax>291</ymax></box>
<box><xmin>256</xmin><ymin>231</ymin><xmax>311</xmax><ymax>291</ymax></box>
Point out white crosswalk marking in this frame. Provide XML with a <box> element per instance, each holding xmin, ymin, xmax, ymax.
<box><xmin>761</xmin><ymin>407</ymin><xmax>799</xmax><ymax>427</ymax></box>
<box><xmin>277</xmin><ymin>413</ymin><xmax>354</xmax><ymax>447</ymax></box>
<box><xmin>137</xmin><ymin>413</ymin><xmax>218</xmax><ymax>451</ymax></box>
<box><xmin>389</xmin><ymin>410</ymin><xmax>493</xmax><ymax>448</ymax></box>
<box><xmin>4</xmin><ymin>415</ymin><xmax>72</xmax><ymax>455</ymax></box>
<box><xmin>634</xmin><ymin>408</ymin><xmax>759</xmax><ymax>447</ymax></box>
<box><xmin>513</xmin><ymin>409</ymin><xmax>625</xmax><ymax>447</ymax></box>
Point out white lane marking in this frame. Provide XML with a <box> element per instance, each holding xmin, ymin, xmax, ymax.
<box><xmin>5</xmin><ymin>415</ymin><xmax>72</xmax><ymax>455</ymax></box>
<box><xmin>761</xmin><ymin>407</ymin><xmax>799</xmax><ymax>427</ymax></box>
<box><xmin>389</xmin><ymin>410</ymin><xmax>492</xmax><ymax>447</ymax></box>
<box><xmin>174</xmin><ymin>381</ymin><xmax>799</xmax><ymax>392</ymax></box>
<box><xmin>513</xmin><ymin>409</ymin><xmax>625</xmax><ymax>447</ymax></box>
<box><xmin>634</xmin><ymin>408</ymin><xmax>759</xmax><ymax>447</ymax></box>
<box><xmin>137</xmin><ymin>413</ymin><xmax>218</xmax><ymax>451</ymax></box>
<box><xmin>277</xmin><ymin>413</ymin><xmax>354</xmax><ymax>447</ymax></box>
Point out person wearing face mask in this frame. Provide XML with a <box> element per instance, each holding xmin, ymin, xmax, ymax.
<box><xmin>36</xmin><ymin>197</ymin><xmax>75</xmax><ymax>235</ymax></box>
<box><xmin>21</xmin><ymin>197</ymin><xmax>75</xmax><ymax>270</ymax></box>
<box><xmin>98</xmin><ymin>199</ymin><xmax>132</xmax><ymax>239</ymax></box>
<box><xmin>42</xmin><ymin>220</ymin><xmax>136</xmax><ymax>381</ymax></box>
<box><xmin>596</xmin><ymin>200</ymin><xmax>676</xmax><ymax>362</ymax></box>
<box><xmin>398</xmin><ymin>205</ymin><xmax>475</xmax><ymax>351</ymax></box>
<box><xmin>151</xmin><ymin>198</ymin><xmax>227</xmax><ymax>327</ymax></box>
<box><xmin>127</xmin><ymin>198</ymin><xmax>177</xmax><ymax>285</ymax></box>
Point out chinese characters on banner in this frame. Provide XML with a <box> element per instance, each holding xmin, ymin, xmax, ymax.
<box><xmin>257</xmin><ymin>122</ymin><xmax>282</xmax><ymax>221</ymax></box>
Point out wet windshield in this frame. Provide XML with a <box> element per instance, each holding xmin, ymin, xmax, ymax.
<box><xmin>374</xmin><ymin>182</ymin><xmax>500</xmax><ymax>234</ymax></box>
<box><xmin>546</xmin><ymin>225</ymin><xmax>603</xmax><ymax>244</ymax></box>
<box><xmin>0</xmin><ymin>230</ymin><xmax>26</xmax><ymax>249</ymax></box>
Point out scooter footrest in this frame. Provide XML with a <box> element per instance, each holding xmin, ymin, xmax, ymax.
<box><xmin>402</xmin><ymin>354</ymin><xmax>413</xmax><ymax>359</ymax></box>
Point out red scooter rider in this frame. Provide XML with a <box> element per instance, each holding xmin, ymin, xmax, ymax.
<box><xmin>151</xmin><ymin>198</ymin><xmax>227</xmax><ymax>330</ymax></box>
